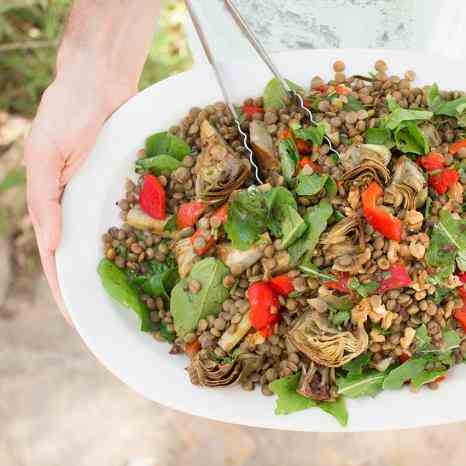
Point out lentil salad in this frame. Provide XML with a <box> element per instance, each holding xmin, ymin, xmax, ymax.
<box><xmin>99</xmin><ymin>60</ymin><xmax>466</xmax><ymax>427</ymax></box>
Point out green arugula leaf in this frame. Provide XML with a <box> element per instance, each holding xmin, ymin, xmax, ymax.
<box><xmin>426</xmin><ymin>220</ymin><xmax>457</xmax><ymax>284</ymax></box>
<box><xmin>263</xmin><ymin>78</ymin><xmax>304</xmax><ymax>110</ymax></box>
<box><xmin>383</xmin><ymin>98</ymin><xmax>433</xmax><ymax>131</ymax></box>
<box><xmin>269</xmin><ymin>373</ymin><xmax>317</xmax><ymax>415</ymax></box>
<box><xmin>342</xmin><ymin>353</ymin><xmax>372</xmax><ymax>377</ymax></box>
<box><xmin>288</xmin><ymin>199</ymin><xmax>333</xmax><ymax>264</ymax></box>
<box><xmin>337</xmin><ymin>370</ymin><xmax>385</xmax><ymax>398</ymax></box>
<box><xmin>136</xmin><ymin>154</ymin><xmax>182</xmax><ymax>175</ymax></box>
<box><xmin>269</xmin><ymin>373</ymin><xmax>349</xmax><ymax>426</ymax></box>
<box><xmin>319</xmin><ymin>397</ymin><xmax>349</xmax><ymax>427</ymax></box>
<box><xmin>280</xmin><ymin>206</ymin><xmax>307</xmax><ymax>248</ymax></box>
<box><xmin>278</xmin><ymin>139</ymin><xmax>299</xmax><ymax>184</ymax></box>
<box><xmin>145</xmin><ymin>131</ymin><xmax>191</xmax><ymax>160</ymax></box>
<box><xmin>394</xmin><ymin>121</ymin><xmax>430</xmax><ymax>155</ymax></box>
<box><xmin>292</xmin><ymin>123</ymin><xmax>326</xmax><ymax>146</ymax></box>
<box><xmin>170</xmin><ymin>258</ymin><xmax>230</xmax><ymax>337</ymax></box>
<box><xmin>411</xmin><ymin>369</ymin><xmax>447</xmax><ymax>389</ymax></box>
<box><xmin>299</xmin><ymin>259</ymin><xmax>337</xmax><ymax>281</ymax></box>
<box><xmin>98</xmin><ymin>259</ymin><xmax>155</xmax><ymax>332</ymax></box>
<box><xmin>383</xmin><ymin>357</ymin><xmax>428</xmax><ymax>390</ymax></box>
<box><xmin>225</xmin><ymin>189</ymin><xmax>268</xmax><ymax>250</ymax></box>
<box><xmin>427</xmin><ymin>83</ymin><xmax>466</xmax><ymax>119</ymax></box>
<box><xmin>365</xmin><ymin>127</ymin><xmax>394</xmax><ymax>147</ymax></box>
<box><xmin>348</xmin><ymin>278</ymin><xmax>379</xmax><ymax>297</ymax></box>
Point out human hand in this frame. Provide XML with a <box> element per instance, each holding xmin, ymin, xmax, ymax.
<box><xmin>25</xmin><ymin>69</ymin><xmax>137</xmax><ymax>318</ymax></box>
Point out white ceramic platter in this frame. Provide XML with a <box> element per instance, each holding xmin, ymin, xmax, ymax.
<box><xmin>56</xmin><ymin>49</ymin><xmax>466</xmax><ymax>432</ymax></box>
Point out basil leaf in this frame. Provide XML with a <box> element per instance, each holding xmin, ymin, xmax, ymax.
<box><xmin>383</xmin><ymin>357</ymin><xmax>428</xmax><ymax>390</ymax></box>
<box><xmin>348</xmin><ymin>278</ymin><xmax>379</xmax><ymax>297</ymax></box>
<box><xmin>394</xmin><ymin>121</ymin><xmax>430</xmax><ymax>155</ymax></box>
<box><xmin>319</xmin><ymin>397</ymin><xmax>349</xmax><ymax>427</ymax></box>
<box><xmin>98</xmin><ymin>259</ymin><xmax>155</xmax><ymax>332</ymax></box>
<box><xmin>365</xmin><ymin>128</ymin><xmax>394</xmax><ymax>148</ymax></box>
<box><xmin>278</xmin><ymin>139</ymin><xmax>299</xmax><ymax>184</ymax></box>
<box><xmin>292</xmin><ymin>123</ymin><xmax>326</xmax><ymax>146</ymax></box>
<box><xmin>145</xmin><ymin>131</ymin><xmax>191</xmax><ymax>160</ymax></box>
<box><xmin>265</xmin><ymin>187</ymin><xmax>297</xmax><ymax>237</ymax></box>
<box><xmin>225</xmin><ymin>189</ymin><xmax>268</xmax><ymax>250</ymax></box>
<box><xmin>337</xmin><ymin>370</ymin><xmax>385</xmax><ymax>398</ymax></box>
<box><xmin>280</xmin><ymin>206</ymin><xmax>307</xmax><ymax>248</ymax></box>
<box><xmin>263</xmin><ymin>78</ymin><xmax>304</xmax><ymax>110</ymax></box>
<box><xmin>342</xmin><ymin>353</ymin><xmax>372</xmax><ymax>377</ymax></box>
<box><xmin>427</xmin><ymin>84</ymin><xmax>466</xmax><ymax>118</ymax></box>
<box><xmin>136</xmin><ymin>154</ymin><xmax>182</xmax><ymax>175</ymax></box>
<box><xmin>288</xmin><ymin>199</ymin><xmax>333</xmax><ymax>264</ymax></box>
<box><xmin>170</xmin><ymin>258</ymin><xmax>229</xmax><ymax>337</ymax></box>
<box><xmin>295</xmin><ymin>173</ymin><xmax>328</xmax><ymax>196</ymax></box>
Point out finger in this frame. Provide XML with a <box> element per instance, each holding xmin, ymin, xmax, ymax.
<box><xmin>30</xmin><ymin>214</ymin><xmax>72</xmax><ymax>325</ymax></box>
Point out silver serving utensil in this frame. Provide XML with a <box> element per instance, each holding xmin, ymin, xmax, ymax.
<box><xmin>185</xmin><ymin>0</ymin><xmax>263</xmax><ymax>184</ymax></box>
<box><xmin>223</xmin><ymin>0</ymin><xmax>340</xmax><ymax>159</ymax></box>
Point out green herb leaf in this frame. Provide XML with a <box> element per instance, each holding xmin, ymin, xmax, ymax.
<box><xmin>265</xmin><ymin>187</ymin><xmax>297</xmax><ymax>237</ymax></box>
<box><xmin>337</xmin><ymin>370</ymin><xmax>385</xmax><ymax>398</ymax></box>
<box><xmin>0</xmin><ymin>167</ymin><xmax>26</xmax><ymax>192</ymax></box>
<box><xmin>269</xmin><ymin>373</ymin><xmax>316</xmax><ymax>415</ymax></box>
<box><xmin>365</xmin><ymin>127</ymin><xmax>394</xmax><ymax>147</ymax></box>
<box><xmin>295</xmin><ymin>173</ymin><xmax>328</xmax><ymax>196</ymax></box>
<box><xmin>394</xmin><ymin>121</ymin><xmax>430</xmax><ymax>155</ymax></box>
<box><xmin>348</xmin><ymin>278</ymin><xmax>379</xmax><ymax>297</ymax></box>
<box><xmin>384</xmin><ymin>99</ymin><xmax>433</xmax><ymax>131</ymax></box>
<box><xmin>342</xmin><ymin>353</ymin><xmax>372</xmax><ymax>377</ymax></box>
<box><xmin>425</xmin><ymin>196</ymin><xmax>432</xmax><ymax>219</ymax></box>
<box><xmin>427</xmin><ymin>83</ymin><xmax>466</xmax><ymax>119</ymax></box>
<box><xmin>164</xmin><ymin>215</ymin><xmax>177</xmax><ymax>232</ymax></box>
<box><xmin>225</xmin><ymin>189</ymin><xmax>268</xmax><ymax>250</ymax></box>
<box><xmin>292</xmin><ymin>123</ymin><xmax>326</xmax><ymax>146</ymax></box>
<box><xmin>426</xmin><ymin>220</ymin><xmax>457</xmax><ymax>284</ymax></box>
<box><xmin>280</xmin><ymin>206</ymin><xmax>307</xmax><ymax>248</ymax></box>
<box><xmin>329</xmin><ymin>309</ymin><xmax>351</xmax><ymax>327</ymax></box>
<box><xmin>170</xmin><ymin>258</ymin><xmax>230</xmax><ymax>337</ymax></box>
<box><xmin>319</xmin><ymin>397</ymin><xmax>349</xmax><ymax>427</ymax></box>
<box><xmin>299</xmin><ymin>259</ymin><xmax>337</xmax><ymax>281</ymax></box>
<box><xmin>415</xmin><ymin>324</ymin><xmax>432</xmax><ymax>351</ymax></box>
<box><xmin>288</xmin><ymin>199</ymin><xmax>333</xmax><ymax>264</ymax></box>
<box><xmin>132</xmin><ymin>261</ymin><xmax>179</xmax><ymax>301</ymax></box>
<box><xmin>343</xmin><ymin>95</ymin><xmax>364</xmax><ymax>112</ymax></box>
<box><xmin>263</xmin><ymin>78</ymin><xmax>304</xmax><ymax>110</ymax></box>
<box><xmin>383</xmin><ymin>357</ymin><xmax>428</xmax><ymax>390</ymax></box>
<box><xmin>136</xmin><ymin>154</ymin><xmax>182</xmax><ymax>175</ymax></box>
<box><xmin>278</xmin><ymin>139</ymin><xmax>299</xmax><ymax>184</ymax></box>
<box><xmin>433</xmin><ymin>286</ymin><xmax>451</xmax><ymax>304</ymax></box>
<box><xmin>145</xmin><ymin>131</ymin><xmax>191</xmax><ymax>160</ymax></box>
<box><xmin>411</xmin><ymin>369</ymin><xmax>447</xmax><ymax>389</ymax></box>
<box><xmin>98</xmin><ymin>259</ymin><xmax>155</xmax><ymax>332</ymax></box>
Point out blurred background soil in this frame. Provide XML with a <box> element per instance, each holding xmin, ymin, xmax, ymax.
<box><xmin>1</xmin><ymin>2</ymin><xmax>466</xmax><ymax>466</ymax></box>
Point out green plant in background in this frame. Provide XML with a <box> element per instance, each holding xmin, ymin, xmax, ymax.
<box><xmin>0</xmin><ymin>0</ymin><xmax>192</xmax><ymax>117</ymax></box>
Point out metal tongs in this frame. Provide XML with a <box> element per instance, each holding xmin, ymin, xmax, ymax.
<box><xmin>185</xmin><ymin>0</ymin><xmax>339</xmax><ymax>184</ymax></box>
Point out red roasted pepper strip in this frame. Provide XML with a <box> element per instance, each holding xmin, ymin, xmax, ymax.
<box><xmin>176</xmin><ymin>200</ymin><xmax>205</xmax><ymax>229</ymax></box>
<box><xmin>211</xmin><ymin>203</ymin><xmax>228</xmax><ymax>226</ymax></box>
<box><xmin>191</xmin><ymin>229</ymin><xmax>215</xmax><ymax>256</ymax></box>
<box><xmin>454</xmin><ymin>309</ymin><xmax>466</xmax><ymax>332</ymax></box>
<box><xmin>299</xmin><ymin>157</ymin><xmax>322</xmax><ymax>173</ymax></box>
<box><xmin>269</xmin><ymin>275</ymin><xmax>294</xmax><ymax>296</ymax></box>
<box><xmin>361</xmin><ymin>181</ymin><xmax>403</xmax><ymax>241</ymax></box>
<box><xmin>428</xmin><ymin>169</ymin><xmax>459</xmax><ymax>195</ymax></box>
<box><xmin>325</xmin><ymin>272</ymin><xmax>350</xmax><ymax>294</ymax></box>
<box><xmin>243</xmin><ymin>104</ymin><xmax>263</xmax><ymax>118</ymax></box>
<box><xmin>449</xmin><ymin>139</ymin><xmax>466</xmax><ymax>155</ymax></box>
<box><xmin>140</xmin><ymin>174</ymin><xmax>166</xmax><ymax>220</ymax></box>
<box><xmin>418</xmin><ymin>152</ymin><xmax>445</xmax><ymax>171</ymax></box>
<box><xmin>248</xmin><ymin>282</ymin><xmax>280</xmax><ymax>332</ymax></box>
<box><xmin>378</xmin><ymin>263</ymin><xmax>412</xmax><ymax>294</ymax></box>
<box><xmin>335</xmin><ymin>84</ymin><xmax>351</xmax><ymax>96</ymax></box>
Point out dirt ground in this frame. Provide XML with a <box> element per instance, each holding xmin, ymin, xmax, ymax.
<box><xmin>2</xmin><ymin>117</ymin><xmax>466</xmax><ymax>466</ymax></box>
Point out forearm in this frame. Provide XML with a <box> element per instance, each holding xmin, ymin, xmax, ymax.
<box><xmin>56</xmin><ymin>0</ymin><xmax>161</xmax><ymax>96</ymax></box>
